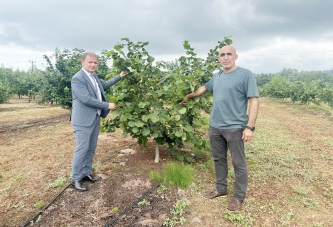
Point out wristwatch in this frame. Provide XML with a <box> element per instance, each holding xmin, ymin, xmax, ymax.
<box><xmin>245</xmin><ymin>125</ymin><xmax>255</xmax><ymax>131</ymax></box>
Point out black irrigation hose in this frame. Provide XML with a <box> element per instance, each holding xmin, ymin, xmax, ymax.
<box><xmin>21</xmin><ymin>183</ymin><xmax>72</xmax><ymax>227</ymax></box>
<box><xmin>21</xmin><ymin>141</ymin><xmax>136</xmax><ymax>227</ymax></box>
<box><xmin>21</xmin><ymin>140</ymin><xmax>194</xmax><ymax>227</ymax></box>
<box><xmin>104</xmin><ymin>183</ymin><xmax>161</xmax><ymax>227</ymax></box>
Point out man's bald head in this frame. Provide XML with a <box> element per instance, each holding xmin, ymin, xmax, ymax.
<box><xmin>218</xmin><ymin>45</ymin><xmax>238</xmax><ymax>73</ymax></box>
<box><xmin>219</xmin><ymin>45</ymin><xmax>237</xmax><ymax>55</ymax></box>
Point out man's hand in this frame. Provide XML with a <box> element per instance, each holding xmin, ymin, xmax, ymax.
<box><xmin>179</xmin><ymin>97</ymin><xmax>188</xmax><ymax>105</ymax></box>
<box><xmin>108</xmin><ymin>103</ymin><xmax>117</xmax><ymax>110</ymax></box>
<box><xmin>120</xmin><ymin>71</ymin><xmax>129</xmax><ymax>77</ymax></box>
<box><xmin>242</xmin><ymin>129</ymin><xmax>254</xmax><ymax>142</ymax></box>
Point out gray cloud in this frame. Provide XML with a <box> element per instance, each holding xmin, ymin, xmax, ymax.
<box><xmin>0</xmin><ymin>0</ymin><xmax>332</xmax><ymax>73</ymax></box>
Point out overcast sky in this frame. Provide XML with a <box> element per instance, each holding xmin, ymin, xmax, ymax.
<box><xmin>1</xmin><ymin>0</ymin><xmax>332</xmax><ymax>74</ymax></box>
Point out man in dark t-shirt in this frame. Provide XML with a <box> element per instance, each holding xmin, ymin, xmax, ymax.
<box><xmin>180</xmin><ymin>45</ymin><xmax>259</xmax><ymax>211</ymax></box>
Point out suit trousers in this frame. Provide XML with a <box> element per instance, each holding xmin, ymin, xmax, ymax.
<box><xmin>208</xmin><ymin>126</ymin><xmax>248</xmax><ymax>202</ymax></box>
<box><xmin>72</xmin><ymin>114</ymin><xmax>101</xmax><ymax>181</ymax></box>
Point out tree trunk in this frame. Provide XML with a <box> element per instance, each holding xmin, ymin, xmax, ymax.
<box><xmin>154</xmin><ymin>143</ymin><xmax>159</xmax><ymax>163</ymax></box>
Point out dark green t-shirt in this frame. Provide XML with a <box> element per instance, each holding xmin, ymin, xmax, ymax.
<box><xmin>205</xmin><ymin>67</ymin><xmax>259</xmax><ymax>129</ymax></box>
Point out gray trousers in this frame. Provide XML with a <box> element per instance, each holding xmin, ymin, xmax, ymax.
<box><xmin>209</xmin><ymin>126</ymin><xmax>248</xmax><ymax>202</ymax></box>
<box><xmin>71</xmin><ymin>115</ymin><xmax>101</xmax><ymax>181</ymax></box>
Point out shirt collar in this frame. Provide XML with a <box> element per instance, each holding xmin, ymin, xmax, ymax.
<box><xmin>82</xmin><ymin>68</ymin><xmax>93</xmax><ymax>77</ymax></box>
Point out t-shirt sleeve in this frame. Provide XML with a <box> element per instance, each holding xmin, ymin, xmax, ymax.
<box><xmin>246</xmin><ymin>72</ymin><xmax>259</xmax><ymax>98</ymax></box>
<box><xmin>205</xmin><ymin>77</ymin><xmax>214</xmax><ymax>93</ymax></box>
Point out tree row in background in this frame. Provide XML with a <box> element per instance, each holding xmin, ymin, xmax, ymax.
<box><xmin>256</xmin><ymin>68</ymin><xmax>333</xmax><ymax>114</ymax></box>
<box><xmin>0</xmin><ymin>48</ymin><xmax>111</xmax><ymax>109</ymax></box>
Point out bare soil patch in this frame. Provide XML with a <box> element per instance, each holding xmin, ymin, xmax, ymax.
<box><xmin>1</xmin><ymin>97</ymin><xmax>333</xmax><ymax>227</ymax></box>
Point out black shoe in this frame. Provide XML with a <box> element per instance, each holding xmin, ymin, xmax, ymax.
<box><xmin>72</xmin><ymin>180</ymin><xmax>88</xmax><ymax>191</ymax></box>
<box><xmin>82</xmin><ymin>174</ymin><xmax>102</xmax><ymax>183</ymax></box>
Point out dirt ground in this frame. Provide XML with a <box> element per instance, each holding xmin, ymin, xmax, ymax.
<box><xmin>0</xmin><ymin>97</ymin><xmax>332</xmax><ymax>227</ymax></box>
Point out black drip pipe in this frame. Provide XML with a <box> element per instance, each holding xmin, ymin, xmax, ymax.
<box><xmin>21</xmin><ymin>142</ymin><xmax>137</xmax><ymax>227</ymax></box>
<box><xmin>21</xmin><ymin>183</ymin><xmax>72</xmax><ymax>227</ymax></box>
<box><xmin>104</xmin><ymin>183</ymin><xmax>161</xmax><ymax>227</ymax></box>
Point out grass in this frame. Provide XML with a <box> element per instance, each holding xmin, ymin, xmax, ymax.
<box><xmin>47</xmin><ymin>176</ymin><xmax>68</xmax><ymax>188</ymax></box>
<box><xmin>211</xmin><ymin>98</ymin><xmax>333</xmax><ymax>226</ymax></box>
<box><xmin>34</xmin><ymin>200</ymin><xmax>44</xmax><ymax>210</ymax></box>
<box><xmin>292</xmin><ymin>184</ymin><xmax>310</xmax><ymax>195</ymax></box>
<box><xmin>150</xmin><ymin>162</ymin><xmax>195</xmax><ymax>189</ymax></box>
<box><xmin>2</xmin><ymin>97</ymin><xmax>333</xmax><ymax>226</ymax></box>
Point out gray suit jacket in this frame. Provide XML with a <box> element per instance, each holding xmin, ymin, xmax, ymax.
<box><xmin>71</xmin><ymin>69</ymin><xmax>121</xmax><ymax>127</ymax></box>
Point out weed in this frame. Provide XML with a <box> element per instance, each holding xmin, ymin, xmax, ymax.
<box><xmin>280</xmin><ymin>210</ymin><xmax>294</xmax><ymax>226</ymax></box>
<box><xmin>112</xmin><ymin>207</ymin><xmax>119</xmax><ymax>212</ymax></box>
<box><xmin>47</xmin><ymin>176</ymin><xmax>67</xmax><ymax>188</ymax></box>
<box><xmin>223</xmin><ymin>210</ymin><xmax>254</xmax><ymax>226</ymax></box>
<box><xmin>137</xmin><ymin>199</ymin><xmax>150</xmax><ymax>206</ymax></box>
<box><xmin>197</xmin><ymin>163</ymin><xmax>207</xmax><ymax>170</ymax></box>
<box><xmin>92</xmin><ymin>161</ymin><xmax>102</xmax><ymax>170</ymax></box>
<box><xmin>34</xmin><ymin>201</ymin><xmax>44</xmax><ymax>210</ymax></box>
<box><xmin>163</xmin><ymin>199</ymin><xmax>190</xmax><ymax>227</ymax></box>
<box><xmin>292</xmin><ymin>185</ymin><xmax>310</xmax><ymax>195</ymax></box>
<box><xmin>158</xmin><ymin>184</ymin><xmax>168</xmax><ymax>192</ymax></box>
<box><xmin>300</xmin><ymin>198</ymin><xmax>318</xmax><ymax>209</ymax></box>
<box><xmin>0</xmin><ymin>172</ymin><xmax>2</xmax><ymax>179</ymax></box>
<box><xmin>12</xmin><ymin>175</ymin><xmax>22</xmax><ymax>183</ymax></box>
<box><xmin>319</xmin><ymin>154</ymin><xmax>333</xmax><ymax>160</ymax></box>
<box><xmin>29</xmin><ymin>215</ymin><xmax>42</xmax><ymax>225</ymax></box>
<box><xmin>224</xmin><ymin>210</ymin><xmax>244</xmax><ymax>222</ymax></box>
<box><xmin>323</xmin><ymin>185</ymin><xmax>333</xmax><ymax>198</ymax></box>
<box><xmin>36</xmin><ymin>215</ymin><xmax>42</xmax><ymax>223</ymax></box>
<box><xmin>227</xmin><ymin>167</ymin><xmax>235</xmax><ymax>178</ymax></box>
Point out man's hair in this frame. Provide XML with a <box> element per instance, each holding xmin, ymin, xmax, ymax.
<box><xmin>82</xmin><ymin>52</ymin><xmax>98</xmax><ymax>61</ymax></box>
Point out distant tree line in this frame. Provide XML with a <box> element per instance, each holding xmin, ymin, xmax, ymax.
<box><xmin>0</xmin><ymin>48</ymin><xmax>111</xmax><ymax>109</ymax></box>
<box><xmin>255</xmin><ymin>68</ymin><xmax>333</xmax><ymax>114</ymax></box>
<box><xmin>1</xmin><ymin>48</ymin><xmax>333</xmax><ymax>116</ymax></box>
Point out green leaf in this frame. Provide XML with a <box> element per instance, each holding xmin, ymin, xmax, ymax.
<box><xmin>138</xmin><ymin>102</ymin><xmax>147</xmax><ymax>108</ymax></box>
<box><xmin>152</xmin><ymin>131</ymin><xmax>158</xmax><ymax>138</ymax></box>
<box><xmin>159</xmin><ymin>118</ymin><xmax>166</xmax><ymax>124</ymax></box>
<box><xmin>128</xmin><ymin>121</ymin><xmax>135</xmax><ymax>127</ymax></box>
<box><xmin>142</xmin><ymin>115</ymin><xmax>149</xmax><ymax>122</ymax></box>
<box><xmin>174</xmin><ymin>115</ymin><xmax>181</xmax><ymax>121</ymax></box>
<box><xmin>183</xmin><ymin>40</ymin><xmax>190</xmax><ymax>50</ymax></box>
<box><xmin>184</xmin><ymin>125</ymin><xmax>193</xmax><ymax>132</ymax></box>
<box><xmin>175</xmin><ymin>131</ymin><xmax>183</xmax><ymax>137</ymax></box>
<box><xmin>135</xmin><ymin>121</ymin><xmax>145</xmax><ymax>127</ymax></box>
<box><xmin>193</xmin><ymin>118</ymin><xmax>201</xmax><ymax>126</ymax></box>
<box><xmin>107</xmin><ymin>50</ymin><xmax>116</xmax><ymax>57</ymax></box>
<box><xmin>178</xmin><ymin>107</ymin><xmax>186</xmax><ymax>114</ymax></box>
<box><xmin>142</xmin><ymin>128</ymin><xmax>151</xmax><ymax>136</ymax></box>
<box><xmin>114</xmin><ymin>44</ymin><xmax>122</xmax><ymax>51</ymax></box>
<box><xmin>150</xmin><ymin>114</ymin><xmax>159</xmax><ymax>123</ymax></box>
<box><xmin>111</xmin><ymin>108</ymin><xmax>122</xmax><ymax>117</ymax></box>
<box><xmin>132</xmin><ymin>127</ymin><xmax>139</xmax><ymax>133</ymax></box>
<box><xmin>147</xmin><ymin>56</ymin><xmax>155</xmax><ymax>63</ymax></box>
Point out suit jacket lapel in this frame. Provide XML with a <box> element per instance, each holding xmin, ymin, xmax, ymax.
<box><xmin>81</xmin><ymin>70</ymin><xmax>100</xmax><ymax>97</ymax></box>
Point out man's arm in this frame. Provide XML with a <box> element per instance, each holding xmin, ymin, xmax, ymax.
<box><xmin>180</xmin><ymin>85</ymin><xmax>207</xmax><ymax>104</ymax></box>
<box><xmin>247</xmin><ymin>97</ymin><xmax>259</xmax><ymax>127</ymax></box>
<box><xmin>242</xmin><ymin>97</ymin><xmax>259</xmax><ymax>142</ymax></box>
<box><xmin>101</xmin><ymin>71</ymin><xmax>129</xmax><ymax>89</ymax></box>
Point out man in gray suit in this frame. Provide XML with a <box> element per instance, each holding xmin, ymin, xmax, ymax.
<box><xmin>71</xmin><ymin>52</ymin><xmax>128</xmax><ymax>191</ymax></box>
